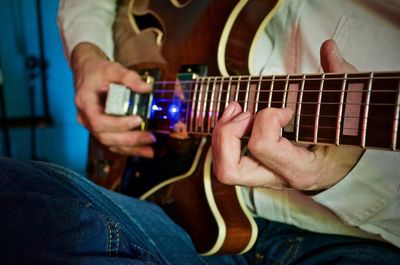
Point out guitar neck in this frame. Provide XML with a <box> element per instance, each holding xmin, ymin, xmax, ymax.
<box><xmin>149</xmin><ymin>71</ymin><xmax>400</xmax><ymax>151</ymax></box>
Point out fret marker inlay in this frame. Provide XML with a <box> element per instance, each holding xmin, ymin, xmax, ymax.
<box><xmin>343</xmin><ymin>83</ymin><xmax>363</xmax><ymax>136</ymax></box>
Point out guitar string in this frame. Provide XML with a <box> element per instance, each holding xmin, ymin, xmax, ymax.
<box><xmin>153</xmin><ymin>98</ymin><xmax>399</xmax><ymax>107</ymax></box>
<box><xmin>151</xmin><ymin>88</ymin><xmax>399</xmax><ymax>94</ymax></box>
<box><xmin>150</xmin><ymin>74</ymin><xmax>400</xmax><ymax>85</ymax></box>
<box><xmin>151</xmin><ymin>110</ymin><xmax>398</xmax><ymax>131</ymax></box>
<box><xmin>150</xmin><ymin>99</ymin><xmax>398</xmax><ymax>132</ymax></box>
<box><xmin>143</xmin><ymin>75</ymin><xmax>400</xmax><ymax>136</ymax></box>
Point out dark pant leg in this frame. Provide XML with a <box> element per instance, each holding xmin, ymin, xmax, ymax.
<box><xmin>0</xmin><ymin>157</ymin><xmax>205</xmax><ymax>265</ymax></box>
<box><xmin>249</xmin><ymin>219</ymin><xmax>400</xmax><ymax>265</ymax></box>
<box><xmin>204</xmin><ymin>219</ymin><xmax>400</xmax><ymax>265</ymax></box>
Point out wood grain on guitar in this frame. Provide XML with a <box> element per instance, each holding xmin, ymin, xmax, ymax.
<box><xmin>87</xmin><ymin>0</ymin><xmax>400</xmax><ymax>256</ymax></box>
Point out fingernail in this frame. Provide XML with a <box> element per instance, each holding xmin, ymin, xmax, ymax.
<box><xmin>223</xmin><ymin>102</ymin><xmax>237</xmax><ymax>118</ymax></box>
<box><xmin>128</xmin><ymin>116</ymin><xmax>143</xmax><ymax>129</ymax></box>
<box><xmin>139</xmin><ymin>134</ymin><xmax>156</xmax><ymax>144</ymax></box>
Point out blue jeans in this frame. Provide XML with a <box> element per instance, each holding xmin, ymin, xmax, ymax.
<box><xmin>1</xmin><ymin>157</ymin><xmax>399</xmax><ymax>265</ymax></box>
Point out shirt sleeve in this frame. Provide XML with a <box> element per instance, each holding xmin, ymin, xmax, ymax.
<box><xmin>57</xmin><ymin>0</ymin><xmax>117</xmax><ymax>62</ymax></box>
<box><xmin>313</xmin><ymin>150</ymin><xmax>400</xmax><ymax>247</ymax></box>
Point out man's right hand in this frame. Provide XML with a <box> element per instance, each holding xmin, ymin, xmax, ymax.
<box><xmin>71</xmin><ymin>42</ymin><xmax>155</xmax><ymax>157</ymax></box>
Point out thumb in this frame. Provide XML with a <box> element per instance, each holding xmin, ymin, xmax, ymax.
<box><xmin>320</xmin><ymin>39</ymin><xmax>358</xmax><ymax>73</ymax></box>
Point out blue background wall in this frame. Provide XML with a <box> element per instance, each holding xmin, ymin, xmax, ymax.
<box><xmin>0</xmin><ymin>0</ymin><xmax>88</xmax><ymax>175</ymax></box>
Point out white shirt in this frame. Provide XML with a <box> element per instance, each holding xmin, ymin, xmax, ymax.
<box><xmin>58</xmin><ymin>0</ymin><xmax>400</xmax><ymax>248</ymax></box>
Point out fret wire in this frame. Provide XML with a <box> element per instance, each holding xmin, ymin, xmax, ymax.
<box><xmin>189</xmin><ymin>78</ymin><xmax>199</xmax><ymax>133</ymax></box>
<box><xmin>361</xmin><ymin>73</ymin><xmax>373</xmax><ymax>148</ymax></box>
<box><xmin>280</xmin><ymin>75</ymin><xmax>290</xmax><ymax>138</ymax></box>
<box><xmin>244</xmin><ymin>76</ymin><xmax>251</xmax><ymax>112</ymax></box>
<box><xmin>195</xmin><ymin>77</ymin><xmax>205</xmax><ymax>132</ymax></box>
<box><xmin>282</xmin><ymin>75</ymin><xmax>289</xmax><ymax>109</ymax></box>
<box><xmin>268</xmin><ymin>75</ymin><xmax>275</xmax><ymax>108</ymax></box>
<box><xmin>336</xmin><ymin>73</ymin><xmax>347</xmax><ymax>146</ymax></box>
<box><xmin>225</xmin><ymin>76</ymin><xmax>232</xmax><ymax>108</ymax></box>
<box><xmin>392</xmin><ymin>79</ymin><xmax>400</xmax><ymax>150</ymax></box>
<box><xmin>184</xmin><ymin>78</ymin><xmax>190</xmax><ymax>133</ymax></box>
<box><xmin>295</xmin><ymin>74</ymin><xmax>306</xmax><ymax>143</ymax></box>
<box><xmin>314</xmin><ymin>73</ymin><xmax>325</xmax><ymax>144</ymax></box>
<box><xmin>201</xmin><ymin>77</ymin><xmax>211</xmax><ymax>134</ymax></box>
<box><xmin>207</xmin><ymin>77</ymin><xmax>217</xmax><ymax>134</ymax></box>
<box><xmin>254</xmin><ymin>76</ymin><xmax>262</xmax><ymax>114</ymax></box>
<box><xmin>234</xmin><ymin>76</ymin><xmax>241</xmax><ymax>102</ymax></box>
<box><xmin>214</xmin><ymin>77</ymin><xmax>223</xmax><ymax>128</ymax></box>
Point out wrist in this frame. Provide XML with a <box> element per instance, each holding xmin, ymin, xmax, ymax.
<box><xmin>71</xmin><ymin>42</ymin><xmax>108</xmax><ymax>72</ymax></box>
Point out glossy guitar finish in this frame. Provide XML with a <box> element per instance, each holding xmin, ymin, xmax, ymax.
<box><xmin>88</xmin><ymin>0</ymin><xmax>284</xmax><ymax>255</ymax></box>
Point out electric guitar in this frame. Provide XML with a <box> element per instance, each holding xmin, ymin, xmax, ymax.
<box><xmin>87</xmin><ymin>0</ymin><xmax>400</xmax><ymax>255</ymax></box>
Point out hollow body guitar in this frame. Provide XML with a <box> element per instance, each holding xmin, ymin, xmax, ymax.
<box><xmin>87</xmin><ymin>0</ymin><xmax>400</xmax><ymax>256</ymax></box>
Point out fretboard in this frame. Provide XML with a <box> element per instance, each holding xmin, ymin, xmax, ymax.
<box><xmin>149</xmin><ymin>72</ymin><xmax>400</xmax><ymax>151</ymax></box>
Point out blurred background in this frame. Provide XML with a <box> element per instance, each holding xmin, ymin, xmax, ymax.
<box><xmin>0</xmin><ymin>0</ymin><xmax>87</xmax><ymax>175</ymax></box>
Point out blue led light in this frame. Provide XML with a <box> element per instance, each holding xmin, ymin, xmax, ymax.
<box><xmin>168</xmin><ymin>104</ymin><xmax>180</xmax><ymax>117</ymax></box>
<box><xmin>152</xmin><ymin>104</ymin><xmax>162</xmax><ymax>111</ymax></box>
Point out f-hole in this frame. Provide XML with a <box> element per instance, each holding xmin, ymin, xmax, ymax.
<box><xmin>134</xmin><ymin>13</ymin><xmax>164</xmax><ymax>37</ymax></box>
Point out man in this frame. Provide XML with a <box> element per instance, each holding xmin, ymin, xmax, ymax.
<box><xmin>2</xmin><ymin>0</ymin><xmax>398</xmax><ymax>264</ymax></box>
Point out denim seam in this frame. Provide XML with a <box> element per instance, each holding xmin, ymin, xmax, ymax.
<box><xmin>285</xmin><ymin>239</ymin><xmax>300</xmax><ymax>265</ymax></box>
<box><xmin>279</xmin><ymin>238</ymin><xmax>300</xmax><ymax>265</ymax></box>
<box><xmin>115</xmin><ymin>222</ymin><xmax>120</xmax><ymax>257</ymax></box>
<box><xmin>105</xmin><ymin>217</ymin><xmax>113</xmax><ymax>256</ymax></box>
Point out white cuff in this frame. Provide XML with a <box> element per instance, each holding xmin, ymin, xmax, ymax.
<box><xmin>57</xmin><ymin>0</ymin><xmax>116</xmax><ymax>62</ymax></box>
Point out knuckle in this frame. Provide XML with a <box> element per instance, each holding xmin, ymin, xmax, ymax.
<box><xmin>104</xmin><ymin>61</ymin><xmax>119</xmax><ymax>71</ymax></box>
<box><xmin>257</xmin><ymin>108</ymin><xmax>279</xmax><ymax>123</ymax></box>
<box><xmin>248</xmin><ymin>136</ymin><xmax>270</xmax><ymax>157</ymax></box>
<box><xmin>102</xmin><ymin>62</ymin><xmax>118</xmax><ymax>77</ymax></box>
<box><xmin>95</xmin><ymin>133</ymin><xmax>107</xmax><ymax>145</ymax></box>
<box><xmin>213</xmin><ymin>166</ymin><xmax>236</xmax><ymax>185</ymax></box>
<box><xmin>89</xmin><ymin>119</ymin><xmax>102</xmax><ymax>132</ymax></box>
<box><xmin>247</xmin><ymin>137</ymin><xmax>258</xmax><ymax>154</ymax></box>
<box><xmin>216</xmin><ymin>172</ymin><xmax>236</xmax><ymax>185</ymax></box>
<box><xmin>120</xmin><ymin>69</ymin><xmax>132</xmax><ymax>81</ymax></box>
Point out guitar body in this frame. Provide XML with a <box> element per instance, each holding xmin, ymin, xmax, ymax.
<box><xmin>87</xmin><ymin>0</ymin><xmax>283</xmax><ymax>255</ymax></box>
